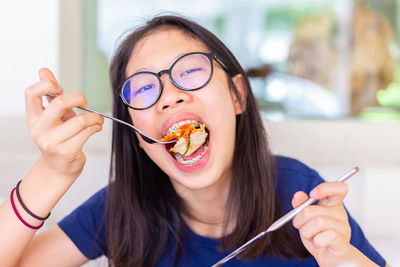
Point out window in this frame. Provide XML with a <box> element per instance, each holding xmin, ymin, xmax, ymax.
<box><xmin>91</xmin><ymin>0</ymin><xmax>400</xmax><ymax>121</ymax></box>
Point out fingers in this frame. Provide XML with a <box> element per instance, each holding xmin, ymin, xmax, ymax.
<box><xmin>291</xmin><ymin>191</ymin><xmax>309</xmax><ymax>208</ymax></box>
<box><xmin>309</xmin><ymin>182</ymin><xmax>348</xmax><ymax>206</ymax></box>
<box><xmin>39</xmin><ymin>68</ymin><xmax>61</xmax><ymax>87</ymax></box>
<box><xmin>298</xmin><ymin>215</ymin><xmax>338</xmax><ymax>240</ymax></box>
<box><xmin>25</xmin><ymin>80</ymin><xmax>63</xmax><ymax>125</ymax></box>
<box><xmin>291</xmin><ymin>184</ymin><xmax>352</xmax><ymax>257</ymax></box>
<box><xmin>295</xmin><ymin>210</ymin><xmax>348</xmax><ymax>239</ymax></box>
<box><xmin>37</xmin><ymin>93</ymin><xmax>88</xmax><ymax>130</ymax></box>
<box><xmin>49</xmin><ymin>123</ymin><xmax>103</xmax><ymax>164</ymax></box>
<box><xmin>27</xmin><ymin>70</ymin><xmax>95</xmax><ymax>155</ymax></box>
<box><xmin>26</xmin><ymin>68</ymin><xmax>63</xmax><ymax>125</ymax></box>
<box><xmin>293</xmin><ymin>204</ymin><xmax>351</xmax><ymax>251</ymax></box>
<box><xmin>34</xmin><ymin>114</ymin><xmax>103</xmax><ymax>169</ymax></box>
<box><xmin>312</xmin><ymin>229</ymin><xmax>347</xmax><ymax>251</ymax></box>
<box><xmin>62</xmin><ymin>123</ymin><xmax>103</xmax><ymax>152</ymax></box>
<box><xmin>61</xmin><ymin>108</ymin><xmax>78</xmax><ymax>122</ymax></box>
<box><xmin>291</xmin><ymin>182</ymin><xmax>352</xmax><ymax>263</ymax></box>
<box><xmin>40</xmin><ymin>68</ymin><xmax>66</xmax><ymax>111</ymax></box>
<box><xmin>49</xmin><ymin>112</ymin><xmax>104</xmax><ymax>144</ymax></box>
<box><xmin>293</xmin><ymin>204</ymin><xmax>347</xmax><ymax>229</ymax></box>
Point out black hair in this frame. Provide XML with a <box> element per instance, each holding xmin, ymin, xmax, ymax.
<box><xmin>106</xmin><ymin>15</ymin><xmax>310</xmax><ymax>266</ymax></box>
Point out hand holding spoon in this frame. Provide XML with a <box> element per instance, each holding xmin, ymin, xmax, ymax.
<box><xmin>211</xmin><ymin>167</ymin><xmax>360</xmax><ymax>267</ymax></box>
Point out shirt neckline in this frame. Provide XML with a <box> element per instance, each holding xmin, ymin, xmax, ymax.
<box><xmin>183</xmin><ymin>222</ymin><xmax>222</xmax><ymax>247</ymax></box>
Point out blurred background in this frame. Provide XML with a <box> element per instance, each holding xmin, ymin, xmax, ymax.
<box><xmin>0</xmin><ymin>0</ymin><xmax>399</xmax><ymax>266</ymax></box>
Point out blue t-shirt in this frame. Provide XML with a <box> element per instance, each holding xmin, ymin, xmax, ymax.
<box><xmin>58</xmin><ymin>156</ymin><xmax>386</xmax><ymax>266</ymax></box>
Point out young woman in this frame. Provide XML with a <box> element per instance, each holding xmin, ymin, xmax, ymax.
<box><xmin>0</xmin><ymin>15</ymin><xmax>388</xmax><ymax>267</ymax></box>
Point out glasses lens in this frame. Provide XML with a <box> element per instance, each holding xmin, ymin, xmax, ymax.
<box><xmin>121</xmin><ymin>73</ymin><xmax>161</xmax><ymax>109</ymax></box>
<box><xmin>171</xmin><ymin>53</ymin><xmax>212</xmax><ymax>90</ymax></box>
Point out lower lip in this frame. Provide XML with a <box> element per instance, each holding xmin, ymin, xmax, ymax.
<box><xmin>167</xmin><ymin>138</ymin><xmax>211</xmax><ymax>172</ymax></box>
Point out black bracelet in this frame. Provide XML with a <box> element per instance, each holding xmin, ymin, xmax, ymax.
<box><xmin>15</xmin><ymin>180</ymin><xmax>51</xmax><ymax>221</ymax></box>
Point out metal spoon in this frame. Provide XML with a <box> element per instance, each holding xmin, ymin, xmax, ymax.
<box><xmin>211</xmin><ymin>167</ymin><xmax>360</xmax><ymax>267</ymax></box>
<box><xmin>45</xmin><ymin>93</ymin><xmax>176</xmax><ymax>144</ymax></box>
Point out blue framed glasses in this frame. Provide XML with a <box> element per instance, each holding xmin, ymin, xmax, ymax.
<box><xmin>120</xmin><ymin>52</ymin><xmax>229</xmax><ymax>110</ymax></box>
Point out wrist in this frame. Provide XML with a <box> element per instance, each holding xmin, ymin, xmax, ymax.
<box><xmin>12</xmin><ymin>157</ymin><xmax>78</xmax><ymax>226</ymax></box>
<box><xmin>37</xmin><ymin>155</ymin><xmax>82</xmax><ymax>184</ymax></box>
<box><xmin>338</xmin><ymin>245</ymin><xmax>379</xmax><ymax>267</ymax></box>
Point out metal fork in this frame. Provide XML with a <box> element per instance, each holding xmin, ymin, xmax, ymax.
<box><xmin>211</xmin><ymin>167</ymin><xmax>360</xmax><ymax>267</ymax></box>
<box><xmin>45</xmin><ymin>93</ymin><xmax>175</xmax><ymax>144</ymax></box>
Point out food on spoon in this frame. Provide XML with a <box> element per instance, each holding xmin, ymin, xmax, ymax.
<box><xmin>162</xmin><ymin>122</ymin><xmax>208</xmax><ymax>156</ymax></box>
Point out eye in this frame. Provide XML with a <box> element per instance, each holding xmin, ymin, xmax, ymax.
<box><xmin>180</xmin><ymin>68</ymin><xmax>203</xmax><ymax>77</ymax></box>
<box><xmin>135</xmin><ymin>84</ymin><xmax>156</xmax><ymax>96</ymax></box>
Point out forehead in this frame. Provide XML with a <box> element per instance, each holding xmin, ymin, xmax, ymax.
<box><xmin>126</xmin><ymin>28</ymin><xmax>209</xmax><ymax>75</ymax></box>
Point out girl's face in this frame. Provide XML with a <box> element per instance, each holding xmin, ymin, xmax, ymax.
<box><xmin>125</xmin><ymin>28</ymin><xmax>244</xmax><ymax>191</ymax></box>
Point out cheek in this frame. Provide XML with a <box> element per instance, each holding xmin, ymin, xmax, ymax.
<box><xmin>129</xmin><ymin>110</ymin><xmax>157</xmax><ymax>134</ymax></box>
<box><xmin>142</xmin><ymin>143</ymin><xmax>164</xmax><ymax>160</ymax></box>
<box><xmin>207</xmin><ymin>88</ymin><xmax>236</xmax><ymax>123</ymax></box>
<box><xmin>138</xmin><ymin>135</ymin><xmax>167</xmax><ymax>168</ymax></box>
<box><xmin>200</xmin><ymin>78</ymin><xmax>236</xmax><ymax>112</ymax></box>
<box><xmin>201</xmin><ymin>84</ymin><xmax>237</xmax><ymax>146</ymax></box>
<box><xmin>128</xmin><ymin>110</ymin><xmax>159</xmax><ymax>149</ymax></box>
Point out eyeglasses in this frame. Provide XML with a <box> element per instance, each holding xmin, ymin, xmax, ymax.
<box><xmin>120</xmin><ymin>52</ymin><xmax>229</xmax><ymax>110</ymax></box>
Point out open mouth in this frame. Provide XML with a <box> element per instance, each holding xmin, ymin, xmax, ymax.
<box><xmin>163</xmin><ymin>120</ymin><xmax>210</xmax><ymax>166</ymax></box>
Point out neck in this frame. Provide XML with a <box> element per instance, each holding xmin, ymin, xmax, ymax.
<box><xmin>171</xmin><ymin>170</ymin><xmax>234</xmax><ymax>239</ymax></box>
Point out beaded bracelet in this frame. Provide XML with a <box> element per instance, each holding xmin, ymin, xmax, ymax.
<box><xmin>15</xmin><ymin>180</ymin><xmax>51</xmax><ymax>220</ymax></box>
<box><xmin>10</xmin><ymin>188</ymin><xmax>44</xmax><ymax>230</ymax></box>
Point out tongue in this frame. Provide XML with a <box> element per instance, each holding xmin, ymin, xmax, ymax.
<box><xmin>179</xmin><ymin>141</ymin><xmax>207</xmax><ymax>160</ymax></box>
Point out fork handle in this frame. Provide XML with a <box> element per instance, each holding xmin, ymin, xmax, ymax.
<box><xmin>45</xmin><ymin>93</ymin><xmax>172</xmax><ymax>144</ymax></box>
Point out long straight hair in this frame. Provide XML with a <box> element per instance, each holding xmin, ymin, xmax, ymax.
<box><xmin>106</xmin><ymin>15</ymin><xmax>310</xmax><ymax>266</ymax></box>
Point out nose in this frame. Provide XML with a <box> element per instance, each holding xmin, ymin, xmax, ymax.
<box><xmin>156</xmin><ymin>73</ymin><xmax>191</xmax><ymax>111</ymax></box>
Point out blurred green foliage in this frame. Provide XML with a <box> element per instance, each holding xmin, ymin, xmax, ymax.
<box><xmin>264</xmin><ymin>2</ymin><xmax>332</xmax><ymax>31</ymax></box>
<box><xmin>377</xmin><ymin>67</ymin><xmax>400</xmax><ymax>108</ymax></box>
<box><xmin>213</xmin><ymin>16</ymin><xmax>225</xmax><ymax>36</ymax></box>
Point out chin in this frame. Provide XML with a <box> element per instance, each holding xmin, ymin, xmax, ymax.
<box><xmin>171</xmin><ymin>166</ymin><xmax>228</xmax><ymax>190</ymax></box>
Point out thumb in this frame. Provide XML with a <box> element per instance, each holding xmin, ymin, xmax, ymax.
<box><xmin>291</xmin><ymin>191</ymin><xmax>309</xmax><ymax>208</ymax></box>
<box><xmin>39</xmin><ymin>68</ymin><xmax>64</xmax><ymax>100</ymax></box>
<box><xmin>39</xmin><ymin>68</ymin><xmax>62</xmax><ymax>88</ymax></box>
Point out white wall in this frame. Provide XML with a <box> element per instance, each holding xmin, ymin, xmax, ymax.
<box><xmin>0</xmin><ymin>0</ymin><xmax>59</xmax><ymax>115</ymax></box>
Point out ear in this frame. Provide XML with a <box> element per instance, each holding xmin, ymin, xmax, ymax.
<box><xmin>231</xmin><ymin>74</ymin><xmax>247</xmax><ymax>115</ymax></box>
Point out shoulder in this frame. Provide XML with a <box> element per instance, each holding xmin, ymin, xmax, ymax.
<box><xmin>275</xmin><ymin>155</ymin><xmax>320</xmax><ymax>178</ymax></box>
<box><xmin>67</xmin><ymin>186</ymin><xmax>107</xmax><ymax>218</ymax></box>
<box><xmin>58</xmin><ymin>186</ymin><xmax>108</xmax><ymax>229</ymax></box>
<box><xmin>82</xmin><ymin>186</ymin><xmax>107</xmax><ymax>207</ymax></box>
<box><xmin>274</xmin><ymin>156</ymin><xmax>324</xmax><ymax>212</ymax></box>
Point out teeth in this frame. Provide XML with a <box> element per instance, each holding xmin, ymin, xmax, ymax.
<box><xmin>166</xmin><ymin>120</ymin><xmax>200</xmax><ymax>135</ymax></box>
<box><xmin>174</xmin><ymin>141</ymin><xmax>208</xmax><ymax>165</ymax></box>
